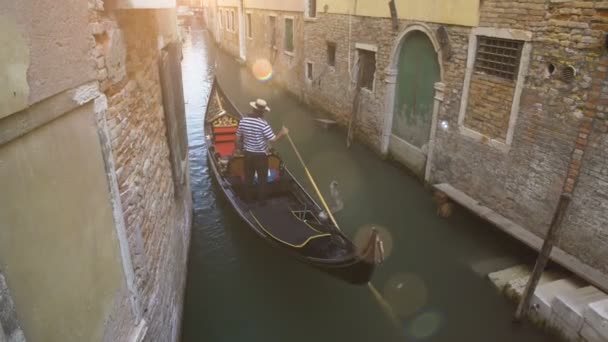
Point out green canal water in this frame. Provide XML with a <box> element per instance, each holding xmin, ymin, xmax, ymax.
<box><xmin>180</xmin><ymin>28</ymin><xmax>554</xmax><ymax>342</ymax></box>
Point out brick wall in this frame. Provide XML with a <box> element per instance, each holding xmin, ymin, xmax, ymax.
<box><xmin>302</xmin><ymin>14</ymin><xmax>399</xmax><ymax>151</ymax></box>
<box><xmin>89</xmin><ymin>6</ymin><xmax>191</xmax><ymax>341</ymax></box>
<box><xmin>432</xmin><ymin>0</ymin><xmax>608</xmax><ymax>276</ymax></box>
<box><xmin>465</xmin><ymin>75</ymin><xmax>515</xmax><ymax>140</ymax></box>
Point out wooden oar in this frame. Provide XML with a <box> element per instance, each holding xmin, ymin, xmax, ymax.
<box><xmin>286</xmin><ymin>133</ymin><xmax>405</xmax><ymax>338</ymax></box>
<box><xmin>285</xmin><ymin>133</ymin><xmax>341</xmax><ymax>231</ymax></box>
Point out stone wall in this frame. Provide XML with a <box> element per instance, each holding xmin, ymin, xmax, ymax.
<box><xmin>89</xmin><ymin>5</ymin><xmax>191</xmax><ymax>341</ymax></box>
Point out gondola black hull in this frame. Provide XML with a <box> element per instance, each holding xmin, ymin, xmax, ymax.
<box><xmin>203</xmin><ymin>79</ymin><xmax>378</xmax><ymax>285</ymax></box>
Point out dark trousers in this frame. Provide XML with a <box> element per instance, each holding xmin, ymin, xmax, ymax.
<box><xmin>244</xmin><ymin>151</ymin><xmax>268</xmax><ymax>202</ymax></box>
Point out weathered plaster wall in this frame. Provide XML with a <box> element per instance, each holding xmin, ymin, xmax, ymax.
<box><xmin>0</xmin><ymin>14</ymin><xmax>29</xmax><ymax>119</ymax></box>
<box><xmin>317</xmin><ymin>0</ymin><xmax>480</xmax><ymax>27</ymax></box>
<box><xmin>217</xmin><ymin>6</ymin><xmax>241</xmax><ymax>57</ymax></box>
<box><xmin>245</xmin><ymin>0</ymin><xmax>303</xmax><ymax>12</ymax></box>
<box><xmin>0</xmin><ymin>104</ymin><xmax>124</xmax><ymax>342</ymax></box>
<box><xmin>0</xmin><ymin>0</ymin><xmax>96</xmax><ymax>108</ymax></box>
<box><xmin>243</xmin><ymin>9</ymin><xmax>306</xmax><ymax>98</ymax></box>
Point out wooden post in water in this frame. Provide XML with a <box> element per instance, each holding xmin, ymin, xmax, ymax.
<box><xmin>514</xmin><ymin>194</ymin><xmax>572</xmax><ymax>322</ymax></box>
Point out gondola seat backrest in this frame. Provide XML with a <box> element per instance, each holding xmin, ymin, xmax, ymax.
<box><xmin>227</xmin><ymin>154</ymin><xmax>282</xmax><ymax>184</ymax></box>
<box><xmin>211</xmin><ymin>115</ymin><xmax>239</xmax><ymax>157</ymax></box>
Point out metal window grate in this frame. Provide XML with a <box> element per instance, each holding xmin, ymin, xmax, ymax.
<box><xmin>475</xmin><ymin>36</ymin><xmax>523</xmax><ymax>81</ymax></box>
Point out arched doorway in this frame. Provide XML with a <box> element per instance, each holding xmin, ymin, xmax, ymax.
<box><xmin>384</xmin><ymin>26</ymin><xmax>441</xmax><ymax>177</ymax></box>
<box><xmin>393</xmin><ymin>31</ymin><xmax>440</xmax><ymax>148</ymax></box>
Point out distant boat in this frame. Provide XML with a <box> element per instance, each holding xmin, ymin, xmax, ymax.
<box><xmin>204</xmin><ymin>78</ymin><xmax>380</xmax><ymax>285</ymax></box>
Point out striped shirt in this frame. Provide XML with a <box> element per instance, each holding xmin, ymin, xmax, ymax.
<box><xmin>236</xmin><ymin>116</ymin><xmax>276</xmax><ymax>153</ymax></box>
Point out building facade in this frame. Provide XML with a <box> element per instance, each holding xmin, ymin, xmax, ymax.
<box><xmin>0</xmin><ymin>0</ymin><xmax>191</xmax><ymax>341</ymax></box>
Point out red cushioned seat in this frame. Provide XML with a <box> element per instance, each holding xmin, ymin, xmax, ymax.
<box><xmin>215</xmin><ymin>142</ymin><xmax>235</xmax><ymax>157</ymax></box>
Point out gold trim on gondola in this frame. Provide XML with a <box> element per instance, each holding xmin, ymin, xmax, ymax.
<box><xmin>250</xmin><ymin>211</ymin><xmax>330</xmax><ymax>248</ymax></box>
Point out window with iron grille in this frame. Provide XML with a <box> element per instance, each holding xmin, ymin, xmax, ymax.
<box><xmin>474</xmin><ymin>36</ymin><xmax>523</xmax><ymax>81</ymax></box>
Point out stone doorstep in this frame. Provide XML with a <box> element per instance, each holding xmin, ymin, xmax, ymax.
<box><xmin>489</xmin><ymin>264</ymin><xmax>531</xmax><ymax>291</ymax></box>
<box><xmin>532</xmin><ymin>279</ymin><xmax>585</xmax><ymax>322</ymax></box>
<box><xmin>552</xmin><ymin>287</ymin><xmax>608</xmax><ymax>333</ymax></box>
<box><xmin>504</xmin><ymin>270</ymin><xmax>566</xmax><ymax>301</ymax></box>
<box><xmin>581</xmin><ymin>323</ymin><xmax>607</xmax><ymax>342</ymax></box>
<box><xmin>470</xmin><ymin>256</ymin><xmax>520</xmax><ymax>277</ymax></box>
<box><xmin>584</xmin><ymin>299</ymin><xmax>608</xmax><ymax>339</ymax></box>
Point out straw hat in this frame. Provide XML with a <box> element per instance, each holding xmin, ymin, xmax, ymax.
<box><xmin>250</xmin><ymin>98</ymin><xmax>271</xmax><ymax>112</ymax></box>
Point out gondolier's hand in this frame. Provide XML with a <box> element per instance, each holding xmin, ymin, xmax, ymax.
<box><xmin>272</xmin><ymin>126</ymin><xmax>289</xmax><ymax>142</ymax></box>
<box><xmin>280</xmin><ymin>126</ymin><xmax>289</xmax><ymax>136</ymax></box>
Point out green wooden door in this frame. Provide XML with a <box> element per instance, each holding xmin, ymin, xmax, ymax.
<box><xmin>392</xmin><ymin>32</ymin><xmax>440</xmax><ymax>149</ymax></box>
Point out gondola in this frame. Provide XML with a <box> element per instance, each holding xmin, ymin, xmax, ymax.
<box><xmin>204</xmin><ymin>78</ymin><xmax>381</xmax><ymax>285</ymax></box>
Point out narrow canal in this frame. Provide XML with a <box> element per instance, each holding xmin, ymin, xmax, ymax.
<box><xmin>180</xmin><ymin>28</ymin><xmax>553</xmax><ymax>342</ymax></box>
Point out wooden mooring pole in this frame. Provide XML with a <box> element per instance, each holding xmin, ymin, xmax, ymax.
<box><xmin>514</xmin><ymin>193</ymin><xmax>572</xmax><ymax>322</ymax></box>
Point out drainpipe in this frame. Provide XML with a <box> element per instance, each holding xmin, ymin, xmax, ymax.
<box><xmin>424</xmin><ymin>82</ymin><xmax>445</xmax><ymax>184</ymax></box>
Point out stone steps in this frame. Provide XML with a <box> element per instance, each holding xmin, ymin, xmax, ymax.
<box><xmin>488</xmin><ymin>265</ymin><xmax>608</xmax><ymax>341</ymax></box>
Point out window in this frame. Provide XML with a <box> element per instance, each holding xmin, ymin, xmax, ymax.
<box><xmin>474</xmin><ymin>36</ymin><xmax>523</xmax><ymax>81</ymax></box>
<box><xmin>246</xmin><ymin>13</ymin><xmax>252</xmax><ymax>39</ymax></box>
<box><xmin>356</xmin><ymin>49</ymin><xmax>376</xmax><ymax>90</ymax></box>
<box><xmin>284</xmin><ymin>18</ymin><xmax>294</xmax><ymax>53</ymax></box>
<box><xmin>269</xmin><ymin>16</ymin><xmax>277</xmax><ymax>48</ymax></box>
<box><xmin>306</xmin><ymin>0</ymin><xmax>317</xmax><ymax>18</ymax></box>
<box><xmin>306</xmin><ymin>62</ymin><xmax>313</xmax><ymax>81</ymax></box>
<box><xmin>327</xmin><ymin>42</ymin><xmax>336</xmax><ymax>67</ymax></box>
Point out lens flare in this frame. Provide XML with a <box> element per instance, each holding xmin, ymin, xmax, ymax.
<box><xmin>354</xmin><ymin>224</ymin><xmax>393</xmax><ymax>260</ymax></box>
<box><xmin>407</xmin><ymin>311</ymin><xmax>443</xmax><ymax>340</ymax></box>
<box><xmin>252</xmin><ymin>59</ymin><xmax>274</xmax><ymax>82</ymax></box>
<box><xmin>383</xmin><ymin>273</ymin><xmax>428</xmax><ymax>318</ymax></box>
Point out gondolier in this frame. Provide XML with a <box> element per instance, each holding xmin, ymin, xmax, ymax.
<box><xmin>236</xmin><ymin>98</ymin><xmax>289</xmax><ymax>203</ymax></box>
